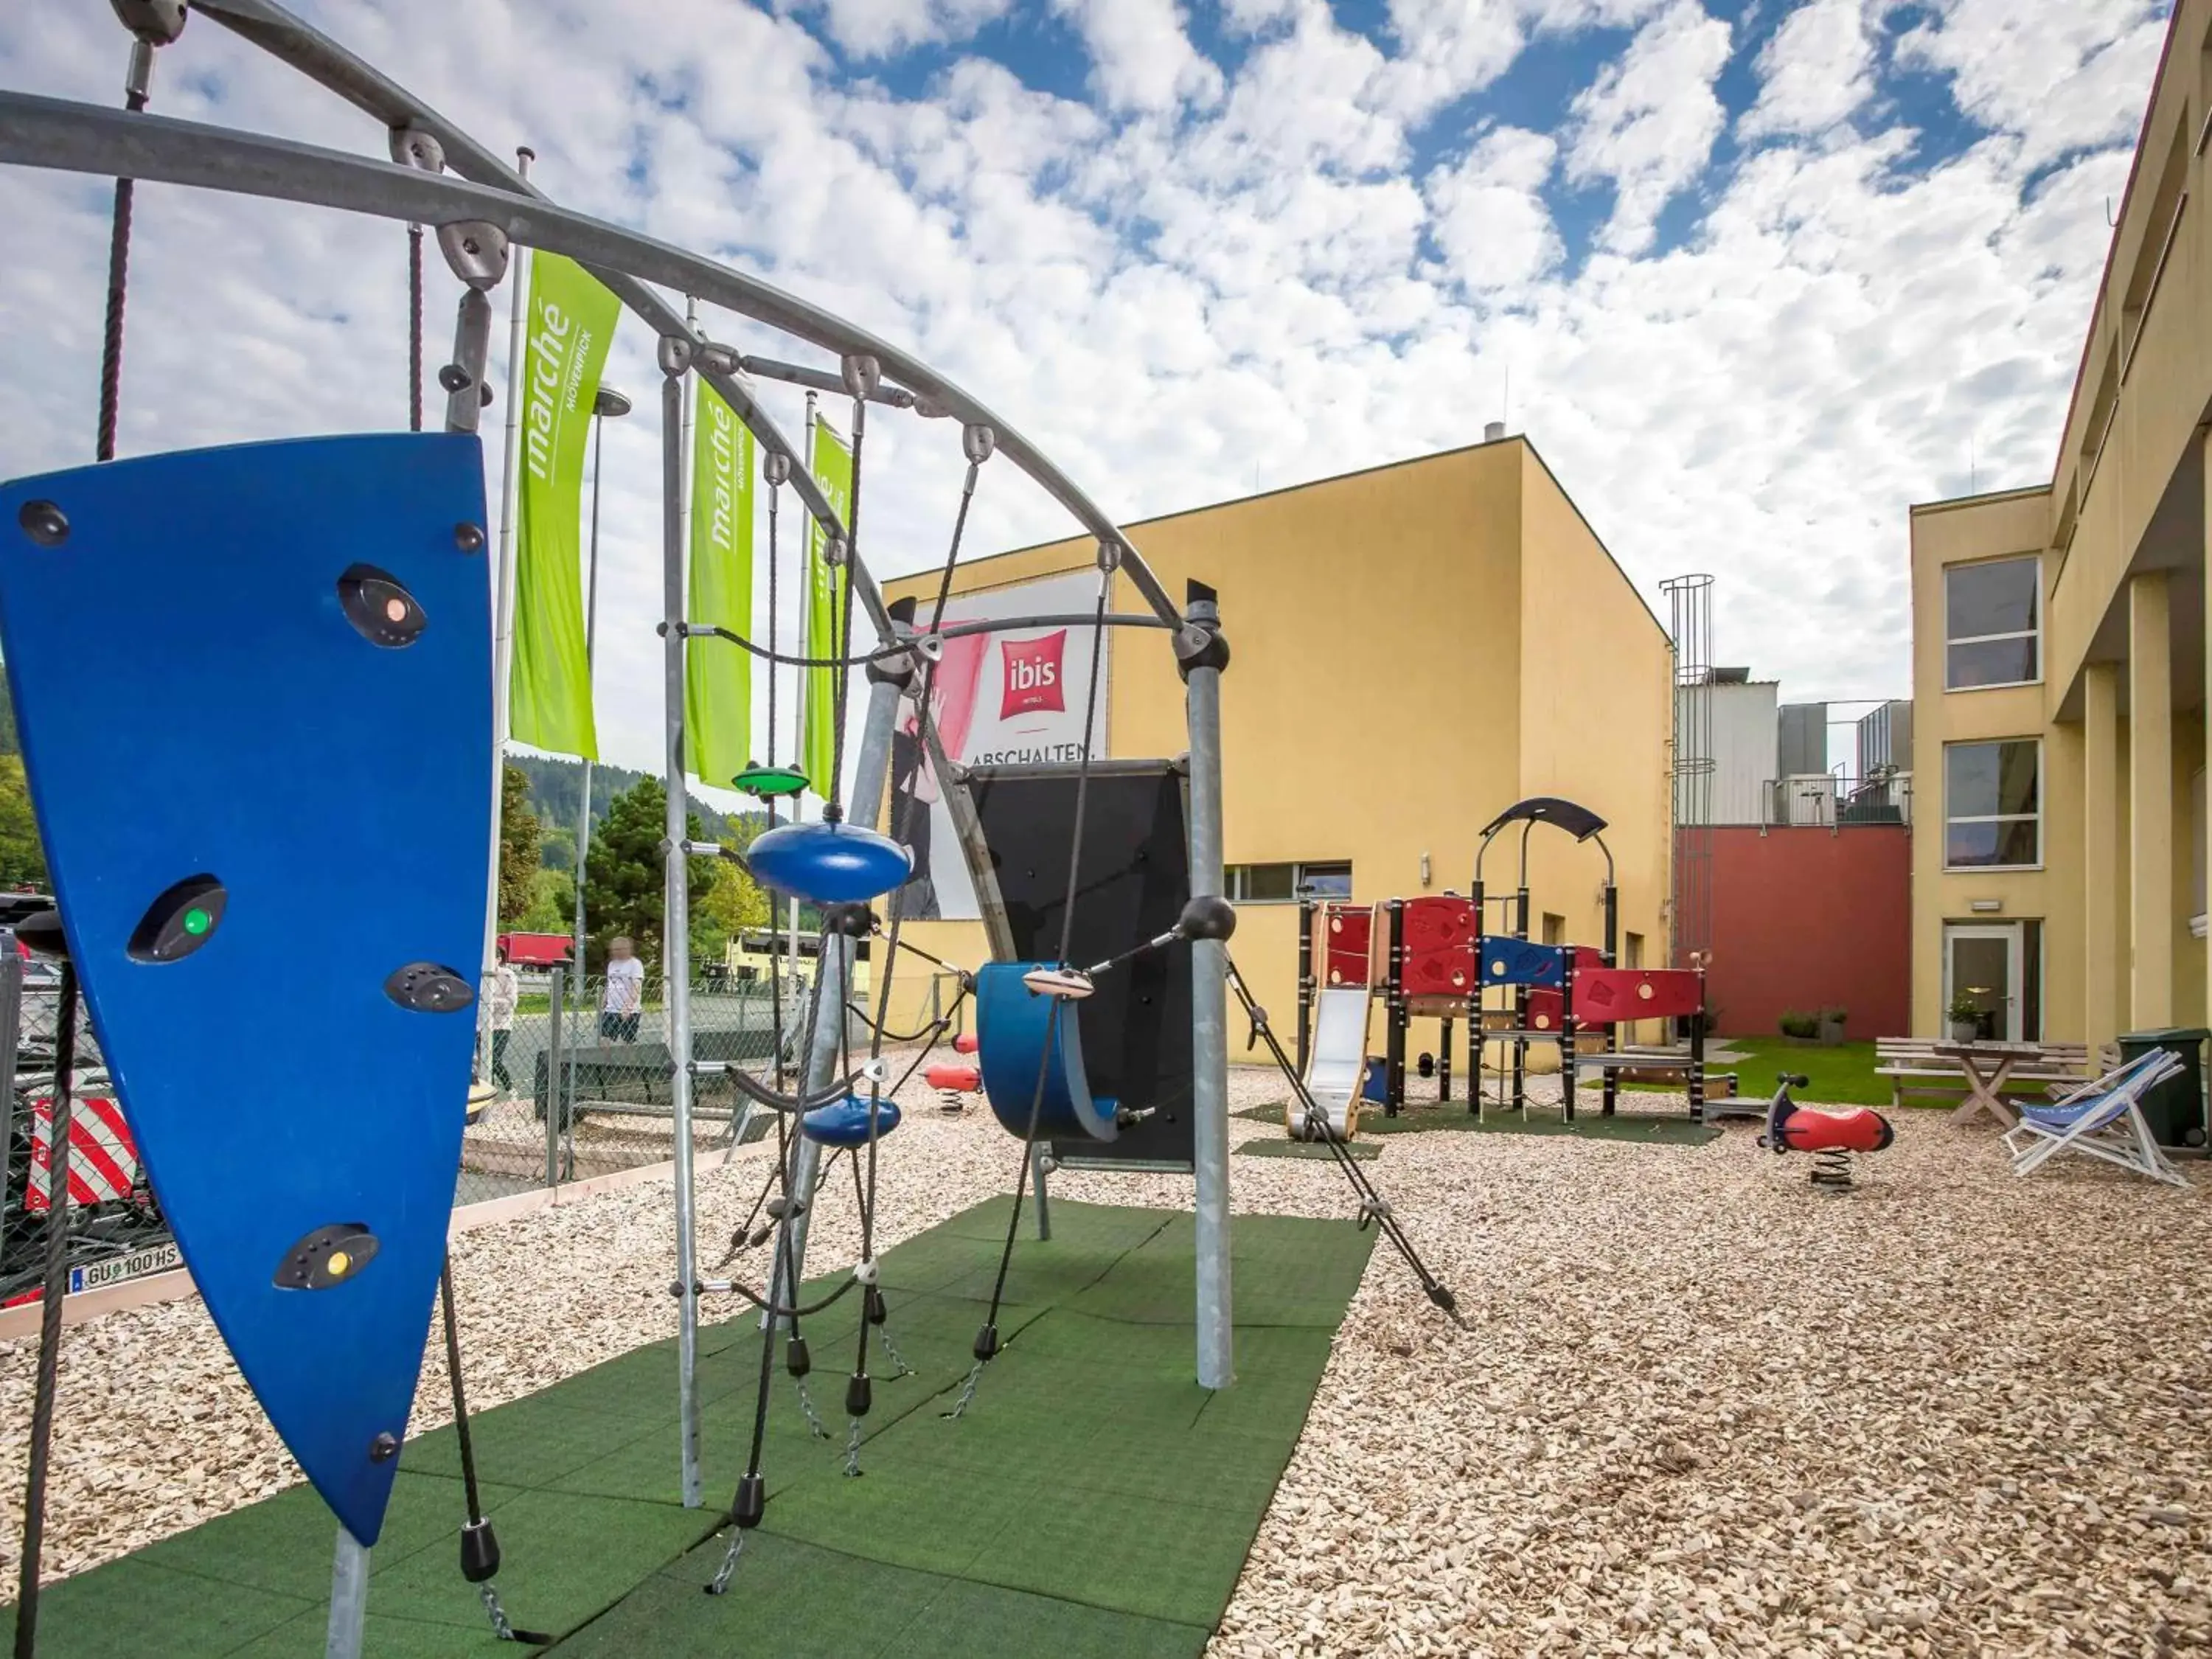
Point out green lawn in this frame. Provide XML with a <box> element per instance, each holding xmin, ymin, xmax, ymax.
<box><xmin>1716</xmin><ymin>1037</ymin><xmax>1889</xmax><ymax>1106</ymax></box>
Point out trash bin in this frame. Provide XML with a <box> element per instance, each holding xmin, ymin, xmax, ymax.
<box><xmin>2116</xmin><ymin>1028</ymin><xmax>2209</xmax><ymax>1150</ymax></box>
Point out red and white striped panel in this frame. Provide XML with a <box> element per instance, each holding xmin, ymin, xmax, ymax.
<box><xmin>26</xmin><ymin>1091</ymin><xmax>139</xmax><ymax>1213</ymax></box>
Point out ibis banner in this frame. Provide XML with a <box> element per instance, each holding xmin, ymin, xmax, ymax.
<box><xmin>799</xmin><ymin>419</ymin><xmax>852</xmax><ymax>798</ymax></box>
<box><xmin>685</xmin><ymin>381</ymin><xmax>754</xmax><ymax>785</ymax></box>
<box><xmin>508</xmin><ymin>251</ymin><xmax>619</xmax><ymax>759</ymax></box>
<box><xmin>888</xmin><ymin>569</ymin><xmax>1110</xmax><ymax>921</ymax></box>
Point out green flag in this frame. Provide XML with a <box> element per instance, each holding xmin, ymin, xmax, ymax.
<box><xmin>686</xmin><ymin>381</ymin><xmax>754</xmax><ymax>784</ymax></box>
<box><xmin>509</xmin><ymin>250</ymin><xmax>619</xmax><ymax>759</ymax></box>
<box><xmin>800</xmin><ymin>420</ymin><xmax>852</xmax><ymax>799</ymax></box>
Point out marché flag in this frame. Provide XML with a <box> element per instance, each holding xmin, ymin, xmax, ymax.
<box><xmin>800</xmin><ymin>420</ymin><xmax>852</xmax><ymax>799</ymax></box>
<box><xmin>509</xmin><ymin>251</ymin><xmax>619</xmax><ymax>759</ymax></box>
<box><xmin>686</xmin><ymin>381</ymin><xmax>754</xmax><ymax>784</ymax></box>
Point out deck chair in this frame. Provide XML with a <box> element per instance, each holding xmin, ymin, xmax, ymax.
<box><xmin>2003</xmin><ymin>1049</ymin><xmax>2191</xmax><ymax>1188</ymax></box>
<box><xmin>1290</xmin><ymin>987</ymin><xmax>1368</xmax><ymax>1142</ymax></box>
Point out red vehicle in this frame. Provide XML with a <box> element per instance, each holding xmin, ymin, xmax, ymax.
<box><xmin>497</xmin><ymin>931</ymin><xmax>574</xmax><ymax>967</ymax></box>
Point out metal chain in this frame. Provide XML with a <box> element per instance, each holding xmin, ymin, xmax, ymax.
<box><xmin>942</xmin><ymin>1360</ymin><xmax>985</xmax><ymax>1421</ymax></box>
<box><xmin>842</xmin><ymin>1416</ymin><xmax>864</xmax><ymax>1478</ymax></box>
<box><xmin>478</xmin><ymin>1582</ymin><xmax>515</xmax><ymax>1641</ymax></box>
<box><xmin>877</xmin><ymin>1321</ymin><xmax>916</xmax><ymax>1380</ymax></box>
<box><xmin>795</xmin><ymin>1376</ymin><xmax>830</xmax><ymax>1440</ymax></box>
<box><xmin>708</xmin><ymin>1529</ymin><xmax>745</xmax><ymax>1596</ymax></box>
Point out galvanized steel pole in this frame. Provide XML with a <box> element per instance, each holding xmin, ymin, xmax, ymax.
<box><xmin>1180</xmin><ymin>582</ymin><xmax>1234</xmax><ymax>1391</ymax></box>
<box><xmin>658</xmin><ymin>334</ymin><xmax>703</xmax><ymax>1506</ymax></box>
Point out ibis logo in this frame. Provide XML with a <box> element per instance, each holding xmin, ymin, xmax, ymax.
<box><xmin>999</xmin><ymin>630</ymin><xmax>1067</xmax><ymax>720</ymax></box>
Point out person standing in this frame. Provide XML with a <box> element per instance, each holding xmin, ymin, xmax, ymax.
<box><xmin>482</xmin><ymin>942</ymin><xmax>520</xmax><ymax>1091</ymax></box>
<box><xmin>602</xmin><ymin>936</ymin><xmax>644</xmax><ymax>1044</ymax></box>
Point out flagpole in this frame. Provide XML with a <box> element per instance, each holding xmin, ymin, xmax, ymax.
<box><xmin>572</xmin><ymin>384</ymin><xmax>631</xmax><ymax>970</ymax></box>
<box><xmin>484</xmin><ymin>145</ymin><xmax>533</xmax><ymax>973</ymax></box>
<box><xmin>790</xmin><ymin>391</ymin><xmax>813</xmax><ymax>1009</ymax></box>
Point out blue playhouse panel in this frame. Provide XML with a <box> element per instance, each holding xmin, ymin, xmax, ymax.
<box><xmin>1477</xmin><ymin>936</ymin><xmax>1567</xmax><ymax>989</ymax></box>
<box><xmin>973</xmin><ymin>962</ymin><xmax>1119</xmax><ymax>1141</ymax></box>
<box><xmin>0</xmin><ymin>434</ymin><xmax>491</xmax><ymax>1546</ymax></box>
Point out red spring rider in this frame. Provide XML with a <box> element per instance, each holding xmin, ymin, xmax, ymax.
<box><xmin>1759</xmin><ymin>1073</ymin><xmax>1893</xmax><ymax>1189</ymax></box>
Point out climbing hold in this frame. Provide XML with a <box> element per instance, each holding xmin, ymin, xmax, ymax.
<box><xmin>732</xmin><ymin>764</ymin><xmax>809</xmax><ymax>799</ymax></box>
<box><xmin>337</xmin><ymin>563</ymin><xmax>426</xmax><ymax>648</ymax></box>
<box><xmin>274</xmin><ymin>1223</ymin><xmax>380</xmax><ymax>1290</ymax></box>
<box><xmin>384</xmin><ymin>961</ymin><xmax>475</xmax><ymax>1014</ymax></box>
<box><xmin>127</xmin><ymin>875</ymin><xmax>226</xmax><ymax>964</ymax></box>
<box><xmin>1021</xmin><ymin>966</ymin><xmax>1094</xmax><ymax>999</ymax></box>
<box><xmin>799</xmin><ymin>1094</ymin><xmax>903</xmax><ymax>1148</ymax></box>
<box><xmin>746</xmin><ymin>820</ymin><xmax>913</xmax><ymax>905</ymax></box>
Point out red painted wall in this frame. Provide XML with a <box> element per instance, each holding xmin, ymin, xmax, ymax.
<box><xmin>1705</xmin><ymin>826</ymin><xmax>1910</xmax><ymax>1040</ymax></box>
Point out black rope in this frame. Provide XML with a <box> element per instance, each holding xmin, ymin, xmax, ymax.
<box><xmin>966</xmin><ymin>565</ymin><xmax>1115</xmax><ymax>1382</ymax></box>
<box><xmin>439</xmin><ymin>1264</ymin><xmax>487</xmax><ymax>1523</ymax></box>
<box><xmin>94</xmin><ymin>76</ymin><xmax>151</xmax><ymax>462</ymax></box>
<box><xmin>408</xmin><ymin>224</ymin><xmax>425</xmax><ymax>434</ymax></box>
<box><xmin>1222</xmin><ymin>953</ymin><xmax>1461</xmax><ymax>1321</ymax></box>
<box><xmin>13</xmin><ymin>965</ymin><xmax>80</xmax><ymax>1659</ymax></box>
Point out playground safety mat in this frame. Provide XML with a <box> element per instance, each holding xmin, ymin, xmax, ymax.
<box><xmin>1</xmin><ymin>1197</ymin><xmax>1372</xmax><ymax>1657</ymax></box>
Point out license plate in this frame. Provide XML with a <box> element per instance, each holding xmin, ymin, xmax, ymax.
<box><xmin>69</xmin><ymin>1241</ymin><xmax>182</xmax><ymax>1294</ymax></box>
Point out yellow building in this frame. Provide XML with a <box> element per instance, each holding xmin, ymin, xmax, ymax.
<box><xmin>1910</xmin><ymin>4</ymin><xmax>2210</xmax><ymax>1046</ymax></box>
<box><xmin>877</xmin><ymin>435</ymin><xmax>1676</xmax><ymax>1059</ymax></box>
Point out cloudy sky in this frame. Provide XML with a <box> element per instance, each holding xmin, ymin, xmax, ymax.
<box><xmin>0</xmin><ymin>0</ymin><xmax>2171</xmax><ymax>796</ymax></box>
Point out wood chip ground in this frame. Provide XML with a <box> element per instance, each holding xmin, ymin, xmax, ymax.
<box><xmin>4</xmin><ymin>1065</ymin><xmax>2209</xmax><ymax>1656</ymax></box>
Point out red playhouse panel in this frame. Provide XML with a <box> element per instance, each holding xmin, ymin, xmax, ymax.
<box><xmin>1574</xmin><ymin>967</ymin><xmax>1703</xmax><ymax>1026</ymax></box>
<box><xmin>1320</xmin><ymin>904</ymin><xmax>1372</xmax><ymax>988</ymax></box>
<box><xmin>1524</xmin><ymin>949</ymin><xmax>1605</xmax><ymax>1030</ymax></box>
<box><xmin>1397</xmin><ymin>896</ymin><xmax>1478</xmax><ymax>999</ymax></box>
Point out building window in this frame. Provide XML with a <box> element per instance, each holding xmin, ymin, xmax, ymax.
<box><xmin>1540</xmin><ymin>913</ymin><xmax>1565</xmax><ymax>946</ymax></box>
<box><xmin>1228</xmin><ymin>861</ymin><xmax>1352</xmax><ymax>902</ymax></box>
<box><xmin>1945</xmin><ymin>558</ymin><xmax>2039</xmax><ymax>689</ymax></box>
<box><xmin>1944</xmin><ymin>740</ymin><xmax>2040</xmax><ymax>869</ymax></box>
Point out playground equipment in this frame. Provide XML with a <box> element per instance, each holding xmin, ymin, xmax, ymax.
<box><xmin>1290</xmin><ymin>987</ymin><xmax>1369</xmax><ymax>1141</ymax></box>
<box><xmin>0</xmin><ymin>10</ymin><xmax>1458</xmax><ymax>1649</ymax></box>
<box><xmin>1759</xmin><ymin>1074</ymin><xmax>1894</xmax><ymax>1189</ymax></box>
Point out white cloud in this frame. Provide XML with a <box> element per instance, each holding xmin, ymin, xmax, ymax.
<box><xmin>1050</xmin><ymin>0</ymin><xmax>1223</xmax><ymax>113</ymax></box>
<box><xmin>1739</xmin><ymin>0</ymin><xmax>1877</xmax><ymax>139</ymax></box>
<box><xmin>1896</xmin><ymin>0</ymin><xmax>2168</xmax><ymax>170</ymax></box>
<box><xmin>0</xmin><ymin>0</ymin><xmax>2161</xmax><ymax>771</ymax></box>
<box><xmin>1426</xmin><ymin>127</ymin><xmax>1564</xmax><ymax>291</ymax></box>
<box><xmin>1565</xmin><ymin>0</ymin><xmax>1735</xmax><ymax>253</ymax></box>
<box><xmin>786</xmin><ymin>0</ymin><xmax>1009</xmax><ymax>58</ymax></box>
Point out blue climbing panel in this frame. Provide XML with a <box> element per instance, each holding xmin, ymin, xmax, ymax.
<box><xmin>973</xmin><ymin>961</ymin><xmax>1119</xmax><ymax>1141</ymax></box>
<box><xmin>1477</xmin><ymin>935</ymin><xmax>1567</xmax><ymax>989</ymax></box>
<box><xmin>0</xmin><ymin>434</ymin><xmax>492</xmax><ymax>1547</ymax></box>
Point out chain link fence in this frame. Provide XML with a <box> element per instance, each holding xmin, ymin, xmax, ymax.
<box><xmin>0</xmin><ymin>950</ymin><xmax>966</xmax><ymax>1311</ymax></box>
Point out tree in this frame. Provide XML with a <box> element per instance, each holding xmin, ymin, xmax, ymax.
<box><xmin>516</xmin><ymin>867</ymin><xmax>574</xmax><ymax>935</ymax></box>
<box><xmin>579</xmin><ymin>776</ymin><xmax>717</xmax><ymax>973</ymax></box>
<box><xmin>0</xmin><ymin>756</ymin><xmax>45</xmax><ymax>889</ymax></box>
<box><xmin>497</xmin><ymin>763</ymin><xmax>543</xmax><ymax>928</ymax></box>
<box><xmin>692</xmin><ymin>857</ymin><xmax>770</xmax><ymax>967</ymax></box>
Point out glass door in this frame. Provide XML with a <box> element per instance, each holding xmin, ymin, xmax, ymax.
<box><xmin>1944</xmin><ymin>923</ymin><xmax>2023</xmax><ymax>1041</ymax></box>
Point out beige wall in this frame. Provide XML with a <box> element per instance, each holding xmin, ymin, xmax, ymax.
<box><xmin>876</xmin><ymin>439</ymin><xmax>1672</xmax><ymax>1057</ymax></box>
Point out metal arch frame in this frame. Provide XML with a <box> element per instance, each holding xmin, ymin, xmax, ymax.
<box><xmin>0</xmin><ymin>13</ymin><xmax>1236</xmax><ymax>1651</ymax></box>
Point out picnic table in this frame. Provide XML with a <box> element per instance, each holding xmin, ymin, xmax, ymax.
<box><xmin>1932</xmin><ymin>1040</ymin><xmax>2053</xmax><ymax>1127</ymax></box>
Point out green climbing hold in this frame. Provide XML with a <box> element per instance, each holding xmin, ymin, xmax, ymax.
<box><xmin>733</xmin><ymin>764</ymin><xmax>810</xmax><ymax>799</ymax></box>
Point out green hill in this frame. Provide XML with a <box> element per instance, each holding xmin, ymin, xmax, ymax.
<box><xmin>507</xmin><ymin>753</ymin><xmax>763</xmax><ymax>869</ymax></box>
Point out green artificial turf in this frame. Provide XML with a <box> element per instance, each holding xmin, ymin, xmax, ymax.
<box><xmin>3</xmin><ymin>1200</ymin><xmax>1374</xmax><ymax>1659</ymax></box>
